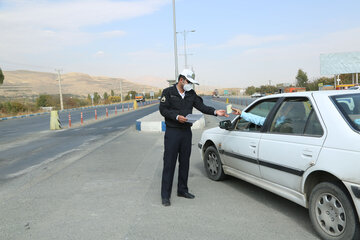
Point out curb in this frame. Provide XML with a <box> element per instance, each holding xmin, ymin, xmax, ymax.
<box><xmin>0</xmin><ymin>112</ymin><xmax>50</xmax><ymax>121</ymax></box>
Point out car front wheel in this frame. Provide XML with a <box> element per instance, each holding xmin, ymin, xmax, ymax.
<box><xmin>309</xmin><ymin>182</ymin><xmax>360</xmax><ymax>240</ymax></box>
<box><xmin>203</xmin><ymin>146</ymin><xmax>225</xmax><ymax>181</ymax></box>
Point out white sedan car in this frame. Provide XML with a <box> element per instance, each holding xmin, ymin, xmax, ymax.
<box><xmin>198</xmin><ymin>90</ymin><xmax>360</xmax><ymax>240</ymax></box>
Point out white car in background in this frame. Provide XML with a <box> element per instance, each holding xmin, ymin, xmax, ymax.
<box><xmin>348</xmin><ymin>86</ymin><xmax>360</xmax><ymax>90</ymax></box>
<box><xmin>251</xmin><ymin>92</ymin><xmax>263</xmax><ymax>98</ymax></box>
<box><xmin>198</xmin><ymin>90</ymin><xmax>360</xmax><ymax>240</ymax></box>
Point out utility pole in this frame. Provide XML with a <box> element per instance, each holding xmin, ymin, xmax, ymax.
<box><xmin>55</xmin><ymin>69</ymin><xmax>64</xmax><ymax>110</ymax></box>
<box><xmin>119</xmin><ymin>79</ymin><xmax>123</xmax><ymax>102</ymax></box>
<box><xmin>178</xmin><ymin>30</ymin><xmax>195</xmax><ymax>69</ymax></box>
<box><xmin>172</xmin><ymin>0</ymin><xmax>179</xmax><ymax>81</ymax></box>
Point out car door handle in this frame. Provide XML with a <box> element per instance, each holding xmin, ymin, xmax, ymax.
<box><xmin>302</xmin><ymin>150</ymin><xmax>313</xmax><ymax>158</ymax></box>
<box><xmin>249</xmin><ymin>142</ymin><xmax>257</xmax><ymax>148</ymax></box>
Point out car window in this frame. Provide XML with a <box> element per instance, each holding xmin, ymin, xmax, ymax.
<box><xmin>269</xmin><ymin>98</ymin><xmax>322</xmax><ymax>136</ymax></box>
<box><xmin>331</xmin><ymin>93</ymin><xmax>360</xmax><ymax>132</ymax></box>
<box><xmin>235</xmin><ymin>99</ymin><xmax>277</xmax><ymax>132</ymax></box>
<box><xmin>303</xmin><ymin>109</ymin><xmax>324</xmax><ymax>136</ymax></box>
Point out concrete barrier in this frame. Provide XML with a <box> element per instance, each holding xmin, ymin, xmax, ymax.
<box><xmin>136</xmin><ymin>110</ymin><xmax>205</xmax><ymax>132</ymax></box>
<box><xmin>50</xmin><ymin>110</ymin><xmax>62</xmax><ymax>130</ymax></box>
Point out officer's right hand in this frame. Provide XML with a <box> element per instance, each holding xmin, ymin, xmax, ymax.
<box><xmin>177</xmin><ymin>115</ymin><xmax>188</xmax><ymax>123</ymax></box>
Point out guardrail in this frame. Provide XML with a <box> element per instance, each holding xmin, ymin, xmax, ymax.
<box><xmin>213</xmin><ymin>96</ymin><xmax>255</xmax><ymax>107</ymax></box>
<box><xmin>0</xmin><ymin>100</ymin><xmax>160</xmax><ymax>122</ymax></box>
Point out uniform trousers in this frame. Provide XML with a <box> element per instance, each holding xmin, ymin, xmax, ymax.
<box><xmin>161</xmin><ymin>127</ymin><xmax>192</xmax><ymax>199</ymax></box>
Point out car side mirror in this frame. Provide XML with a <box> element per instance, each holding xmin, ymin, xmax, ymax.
<box><xmin>219</xmin><ymin>120</ymin><xmax>232</xmax><ymax>130</ymax></box>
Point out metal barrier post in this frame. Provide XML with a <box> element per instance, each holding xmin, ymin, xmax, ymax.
<box><xmin>68</xmin><ymin>113</ymin><xmax>71</xmax><ymax>128</ymax></box>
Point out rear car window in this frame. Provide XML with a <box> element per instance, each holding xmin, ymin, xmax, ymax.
<box><xmin>331</xmin><ymin>93</ymin><xmax>360</xmax><ymax>132</ymax></box>
<box><xmin>269</xmin><ymin>97</ymin><xmax>323</xmax><ymax>136</ymax></box>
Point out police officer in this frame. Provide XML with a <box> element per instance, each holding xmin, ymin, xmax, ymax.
<box><xmin>159</xmin><ymin>69</ymin><xmax>228</xmax><ymax>206</ymax></box>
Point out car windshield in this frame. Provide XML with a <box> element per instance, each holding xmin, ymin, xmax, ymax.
<box><xmin>331</xmin><ymin>93</ymin><xmax>360</xmax><ymax>132</ymax></box>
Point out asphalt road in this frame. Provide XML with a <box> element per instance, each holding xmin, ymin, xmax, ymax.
<box><xmin>0</xmin><ymin>96</ymin><xmax>320</xmax><ymax>240</ymax></box>
<box><xmin>0</xmin><ymin>101</ymin><xmax>157</xmax><ymax>146</ymax></box>
<box><xmin>0</xmin><ymin>107</ymin><xmax>319</xmax><ymax>240</ymax></box>
<box><xmin>0</xmin><ymin>103</ymin><xmax>159</xmax><ymax>180</ymax></box>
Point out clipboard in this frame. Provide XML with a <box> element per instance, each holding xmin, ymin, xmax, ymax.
<box><xmin>185</xmin><ymin>114</ymin><xmax>203</xmax><ymax>123</ymax></box>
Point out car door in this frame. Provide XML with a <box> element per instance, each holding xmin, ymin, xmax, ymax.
<box><xmin>258</xmin><ymin>96</ymin><xmax>326</xmax><ymax>191</ymax></box>
<box><xmin>219</xmin><ymin>98</ymin><xmax>278</xmax><ymax>178</ymax></box>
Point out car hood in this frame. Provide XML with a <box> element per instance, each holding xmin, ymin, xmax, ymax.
<box><xmin>200</xmin><ymin>127</ymin><xmax>226</xmax><ymax>145</ymax></box>
<box><xmin>202</xmin><ymin>126</ymin><xmax>223</xmax><ymax>136</ymax></box>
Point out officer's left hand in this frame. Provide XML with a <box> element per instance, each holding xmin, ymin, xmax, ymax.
<box><xmin>216</xmin><ymin>109</ymin><xmax>229</xmax><ymax>117</ymax></box>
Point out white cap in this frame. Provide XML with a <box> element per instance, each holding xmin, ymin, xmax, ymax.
<box><xmin>179</xmin><ymin>69</ymin><xmax>199</xmax><ymax>85</ymax></box>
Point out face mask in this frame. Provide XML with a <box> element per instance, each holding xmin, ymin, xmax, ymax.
<box><xmin>183</xmin><ymin>83</ymin><xmax>193</xmax><ymax>92</ymax></box>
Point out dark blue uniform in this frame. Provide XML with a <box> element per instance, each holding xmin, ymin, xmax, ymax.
<box><xmin>159</xmin><ymin>85</ymin><xmax>216</xmax><ymax>200</ymax></box>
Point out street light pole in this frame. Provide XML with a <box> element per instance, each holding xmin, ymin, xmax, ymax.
<box><xmin>178</xmin><ymin>29</ymin><xmax>195</xmax><ymax>69</ymax></box>
<box><xmin>172</xmin><ymin>0</ymin><xmax>179</xmax><ymax>81</ymax></box>
<box><xmin>55</xmin><ymin>69</ymin><xmax>64</xmax><ymax>110</ymax></box>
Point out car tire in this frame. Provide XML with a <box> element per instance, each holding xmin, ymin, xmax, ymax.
<box><xmin>309</xmin><ymin>182</ymin><xmax>360</xmax><ymax>240</ymax></box>
<box><xmin>203</xmin><ymin>146</ymin><xmax>225</xmax><ymax>181</ymax></box>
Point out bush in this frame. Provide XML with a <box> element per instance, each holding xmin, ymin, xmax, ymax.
<box><xmin>10</xmin><ymin>102</ymin><xmax>26</xmax><ymax>112</ymax></box>
<box><xmin>108</xmin><ymin>96</ymin><xmax>121</xmax><ymax>102</ymax></box>
<box><xmin>0</xmin><ymin>101</ymin><xmax>28</xmax><ymax>114</ymax></box>
<box><xmin>64</xmin><ymin>97</ymin><xmax>78</xmax><ymax>108</ymax></box>
<box><xmin>0</xmin><ymin>94</ymin><xmax>91</xmax><ymax>117</ymax></box>
<box><xmin>36</xmin><ymin>94</ymin><xmax>55</xmax><ymax>107</ymax></box>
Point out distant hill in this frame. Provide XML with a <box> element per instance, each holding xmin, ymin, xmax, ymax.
<box><xmin>0</xmin><ymin>70</ymin><xmax>245</xmax><ymax>99</ymax></box>
<box><xmin>0</xmin><ymin>70</ymin><xmax>162</xmax><ymax>98</ymax></box>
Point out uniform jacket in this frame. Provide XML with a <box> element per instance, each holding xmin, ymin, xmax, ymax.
<box><xmin>159</xmin><ymin>84</ymin><xmax>216</xmax><ymax>129</ymax></box>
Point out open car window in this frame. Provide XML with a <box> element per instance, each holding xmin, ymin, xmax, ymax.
<box><xmin>235</xmin><ymin>99</ymin><xmax>277</xmax><ymax>132</ymax></box>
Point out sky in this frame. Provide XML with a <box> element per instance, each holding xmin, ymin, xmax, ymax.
<box><xmin>1</xmin><ymin>0</ymin><xmax>360</xmax><ymax>88</ymax></box>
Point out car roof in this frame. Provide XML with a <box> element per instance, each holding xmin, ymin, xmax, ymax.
<box><xmin>260</xmin><ymin>90</ymin><xmax>360</xmax><ymax>100</ymax></box>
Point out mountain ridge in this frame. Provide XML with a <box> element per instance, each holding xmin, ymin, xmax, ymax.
<box><xmin>1</xmin><ymin>70</ymin><xmax>162</xmax><ymax>98</ymax></box>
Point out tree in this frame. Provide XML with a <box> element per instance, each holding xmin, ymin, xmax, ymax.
<box><xmin>155</xmin><ymin>90</ymin><xmax>162</xmax><ymax>99</ymax></box>
<box><xmin>0</xmin><ymin>67</ymin><xmax>4</xmax><ymax>85</ymax></box>
<box><xmin>296</xmin><ymin>69</ymin><xmax>308</xmax><ymax>87</ymax></box>
<box><xmin>36</xmin><ymin>94</ymin><xmax>55</xmax><ymax>107</ymax></box>
<box><xmin>111</xmin><ymin>89</ymin><xmax>115</xmax><ymax>96</ymax></box>
<box><xmin>103</xmin><ymin>92</ymin><xmax>109</xmax><ymax>100</ymax></box>
<box><xmin>126</xmin><ymin>90</ymin><xmax>137</xmax><ymax>100</ymax></box>
<box><xmin>245</xmin><ymin>86</ymin><xmax>256</xmax><ymax>95</ymax></box>
<box><xmin>307</xmin><ymin>77</ymin><xmax>334</xmax><ymax>91</ymax></box>
<box><xmin>259</xmin><ymin>85</ymin><xmax>277</xmax><ymax>94</ymax></box>
<box><xmin>93</xmin><ymin>92</ymin><xmax>100</xmax><ymax>104</ymax></box>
